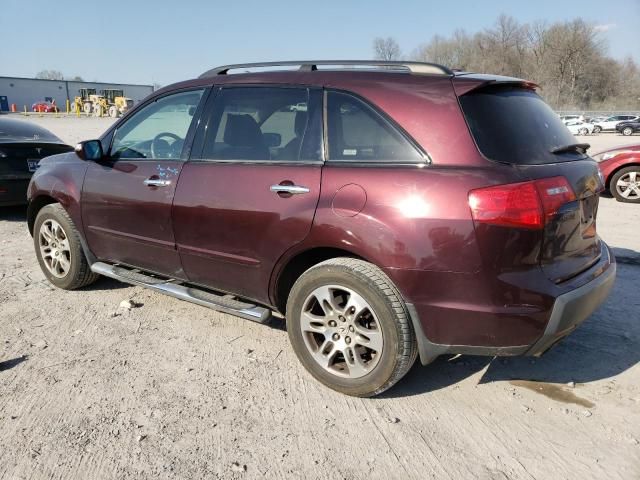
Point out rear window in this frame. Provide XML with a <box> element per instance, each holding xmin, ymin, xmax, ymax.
<box><xmin>459</xmin><ymin>86</ymin><xmax>585</xmax><ymax>165</ymax></box>
<box><xmin>0</xmin><ymin>119</ymin><xmax>63</xmax><ymax>143</ymax></box>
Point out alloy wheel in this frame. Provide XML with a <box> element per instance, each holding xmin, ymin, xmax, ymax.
<box><xmin>300</xmin><ymin>285</ymin><xmax>383</xmax><ymax>379</ymax></box>
<box><xmin>616</xmin><ymin>171</ymin><xmax>640</xmax><ymax>200</ymax></box>
<box><xmin>39</xmin><ymin>219</ymin><xmax>71</xmax><ymax>278</ymax></box>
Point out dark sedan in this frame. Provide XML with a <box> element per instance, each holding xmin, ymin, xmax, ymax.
<box><xmin>0</xmin><ymin>117</ymin><xmax>72</xmax><ymax>206</ymax></box>
<box><xmin>616</xmin><ymin>120</ymin><xmax>640</xmax><ymax>136</ymax></box>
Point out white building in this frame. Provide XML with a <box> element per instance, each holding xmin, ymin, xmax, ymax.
<box><xmin>0</xmin><ymin>76</ymin><xmax>155</xmax><ymax>111</ymax></box>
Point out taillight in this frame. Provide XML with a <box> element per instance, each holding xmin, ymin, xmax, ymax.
<box><xmin>534</xmin><ymin>176</ymin><xmax>576</xmax><ymax>223</ymax></box>
<box><xmin>468</xmin><ymin>176</ymin><xmax>576</xmax><ymax>230</ymax></box>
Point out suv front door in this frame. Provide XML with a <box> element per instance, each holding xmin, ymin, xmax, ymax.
<box><xmin>82</xmin><ymin>88</ymin><xmax>206</xmax><ymax>276</ymax></box>
<box><xmin>172</xmin><ymin>86</ymin><xmax>323</xmax><ymax>303</ymax></box>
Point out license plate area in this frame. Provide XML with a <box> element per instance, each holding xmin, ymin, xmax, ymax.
<box><xmin>27</xmin><ymin>159</ymin><xmax>40</xmax><ymax>173</ymax></box>
<box><xmin>580</xmin><ymin>194</ymin><xmax>598</xmax><ymax>238</ymax></box>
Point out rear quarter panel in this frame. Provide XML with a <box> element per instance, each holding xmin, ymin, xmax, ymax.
<box><xmin>270</xmin><ymin>163</ymin><xmax>531</xmax><ymax>296</ymax></box>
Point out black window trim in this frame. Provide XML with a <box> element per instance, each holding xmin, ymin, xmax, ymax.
<box><xmin>323</xmin><ymin>88</ymin><xmax>431</xmax><ymax>168</ymax></box>
<box><xmin>188</xmin><ymin>83</ymin><xmax>325</xmax><ymax>166</ymax></box>
<box><xmin>105</xmin><ymin>86</ymin><xmax>211</xmax><ymax>162</ymax></box>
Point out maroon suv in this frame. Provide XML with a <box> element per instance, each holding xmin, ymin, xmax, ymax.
<box><xmin>27</xmin><ymin>61</ymin><xmax>616</xmax><ymax>397</ymax></box>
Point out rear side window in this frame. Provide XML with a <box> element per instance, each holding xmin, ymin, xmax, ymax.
<box><xmin>200</xmin><ymin>87</ymin><xmax>323</xmax><ymax>162</ymax></box>
<box><xmin>460</xmin><ymin>86</ymin><xmax>586</xmax><ymax>165</ymax></box>
<box><xmin>327</xmin><ymin>91</ymin><xmax>422</xmax><ymax>163</ymax></box>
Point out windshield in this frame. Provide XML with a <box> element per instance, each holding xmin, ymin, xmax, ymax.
<box><xmin>459</xmin><ymin>86</ymin><xmax>585</xmax><ymax>165</ymax></box>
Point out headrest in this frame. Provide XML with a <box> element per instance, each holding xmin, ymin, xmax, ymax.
<box><xmin>223</xmin><ymin>114</ymin><xmax>263</xmax><ymax>147</ymax></box>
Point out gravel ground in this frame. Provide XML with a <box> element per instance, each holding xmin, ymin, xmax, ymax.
<box><xmin>0</xmin><ymin>116</ymin><xmax>639</xmax><ymax>479</ymax></box>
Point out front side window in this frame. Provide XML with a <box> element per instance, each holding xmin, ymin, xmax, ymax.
<box><xmin>326</xmin><ymin>91</ymin><xmax>423</xmax><ymax>163</ymax></box>
<box><xmin>110</xmin><ymin>89</ymin><xmax>204</xmax><ymax>160</ymax></box>
<box><xmin>200</xmin><ymin>87</ymin><xmax>322</xmax><ymax>162</ymax></box>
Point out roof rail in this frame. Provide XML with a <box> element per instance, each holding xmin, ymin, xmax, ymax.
<box><xmin>199</xmin><ymin>60</ymin><xmax>453</xmax><ymax>78</ymax></box>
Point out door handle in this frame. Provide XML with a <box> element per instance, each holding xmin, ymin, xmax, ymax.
<box><xmin>144</xmin><ymin>178</ymin><xmax>171</xmax><ymax>187</ymax></box>
<box><xmin>270</xmin><ymin>184</ymin><xmax>310</xmax><ymax>195</ymax></box>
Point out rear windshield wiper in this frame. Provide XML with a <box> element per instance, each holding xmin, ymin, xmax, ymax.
<box><xmin>551</xmin><ymin>143</ymin><xmax>590</xmax><ymax>155</ymax></box>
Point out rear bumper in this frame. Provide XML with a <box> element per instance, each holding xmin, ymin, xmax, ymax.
<box><xmin>0</xmin><ymin>177</ymin><xmax>30</xmax><ymax>206</ymax></box>
<box><xmin>525</xmin><ymin>252</ymin><xmax>616</xmax><ymax>356</ymax></box>
<box><xmin>401</xmin><ymin>243</ymin><xmax>616</xmax><ymax>365</ymax></box>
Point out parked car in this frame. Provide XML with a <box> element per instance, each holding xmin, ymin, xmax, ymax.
<box><xmin>0</xmin><ymin>117</ymin><xmax>72</xmax><ymax>206</ymax></box>
<box><xmin>559</xmin><ymin>114</ymin><xmax>584</xmax><ymax>124</ymax></box>
<box><xmin>592</xmin><ymin>115</ymin><xmax>639</xmax><ymax>133</ymax></box>
<box><xmin>31</xmin><ymin>101</ymin><xmax>59</xmax><ymax>113</ymax></box>
<box><xmin>565</xmin><ymin>120</ymin><xmax>594</xmax><ymax>136</ymax></box>
<box><xmin>615</xmin><ymin>119</ymin><xmax>640</xmax><ymax>136</ymax></box>
<box><xmin>27</xmin><ymin>60</ymin><xmax>616</xmax><ymax>397</ymax></box>
<box><xmin>593</xmin><ymin>144</ymin><xmax>640</xmax><ymax>202</ymax></box>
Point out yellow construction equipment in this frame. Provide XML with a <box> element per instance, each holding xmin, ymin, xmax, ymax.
<box><xmin>69</xmin><ymin>88</ymin><xmax>133</xmax><ymax>117</ymax></box>
<box><xmin>70</xmin><ymin>88</ymin><xmax>97</xmax><ymax>114</ymax></box>
<box><xmin>101</xmin><ymin>89</ymin><xmax>134</xmax><ymax>117</ymax></box>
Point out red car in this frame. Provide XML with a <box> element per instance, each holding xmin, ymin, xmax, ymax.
<box><xmin>593</xmin><ymin>144</ymin><xmax>640</xmax><ymax>203</ymax></box>
<box><xmin>31</xmin><ymin>101</ymin><xmax>59</xmax><ymax>113</ymax></box>
<box><xmin>26</xmin><ymin>61</ymin><xmax>615</xmax><ymax>397</ymax></box>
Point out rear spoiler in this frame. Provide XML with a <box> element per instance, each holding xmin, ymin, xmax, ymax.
<box><xmin>452</xmin><ymin>73</ymin><xmax>539</xmax><ymax>96</ymax></box>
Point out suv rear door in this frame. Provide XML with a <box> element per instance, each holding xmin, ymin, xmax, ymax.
<box><xmin>172</xmin><ymin>86</ymin><xmax>324</xmax><ymax>304</ymax></box>
<box><xmin>82</xmin><ymin>88</ymin><xmax>206</xmax><ymax>276</ymax></box>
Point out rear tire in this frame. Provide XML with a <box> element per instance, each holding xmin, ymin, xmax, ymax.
<box><xmin>33</xmin><ymin>204</ymin><xmax>99</xmax><ymax>289</ymax></box>
<box><xmin>108</xmin><ymin>106</ymin><xmax>118</xmax><ymax>118</ymax></box>
<box><xmin>578</xmin><ymin>127</ymin><xmax>588</xmax><ymax>136</ymax></box>
<box><xmin>83</xmin><ymin>102</ymin><xmax>92</xmax><ymax>114</ymax></box>
<box><xmin>593</xmin><ymin>125</ymin><xmax>602</xmax><ymax>133</ymax></box>
<box><xmin>286</xmin><ymin>258</ymin><xmax>417</xmax><ymax>397</ymax></box>
<box><xmin>611</xmin><ymin>166</ymin><xmax>640</xmax><ymax>203</ymax></box>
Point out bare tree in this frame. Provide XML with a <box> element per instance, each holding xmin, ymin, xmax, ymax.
<box><xmin>373</xmin><ymin>37</ymin><xmax>402</xmax><ymax>61</ymax></box>
<box><xmin>35</xmin><ymin>70</ymin><xmax>64</xmax><ymax>80</ymax></box>
<box><xmin>403</xmin><ymin>15</ymin><xmax>640</xmax><ymax>110</ymax></box>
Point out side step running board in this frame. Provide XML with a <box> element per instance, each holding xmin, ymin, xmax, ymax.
<box><xmin>90</xmin><ymin>262</ymin><xmax>271</xmax><ymax>323</ymax></box>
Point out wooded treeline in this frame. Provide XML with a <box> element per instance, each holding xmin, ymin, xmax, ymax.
<box><xmin>373</xmin><ymin>15</ymin><xmax>640</xmax><ymax>110</ymax></box>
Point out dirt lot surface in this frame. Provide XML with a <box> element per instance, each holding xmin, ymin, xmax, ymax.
<box><xmin>1</xmin><ymin>116</ymin><xmax>639</xmax><ymax>479</ymax></box>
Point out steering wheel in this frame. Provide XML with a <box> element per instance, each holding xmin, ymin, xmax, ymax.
<box><xmin>150</xmin><ymin>132</ymin><xmax>182</xmax><ymax>158</ymax></box>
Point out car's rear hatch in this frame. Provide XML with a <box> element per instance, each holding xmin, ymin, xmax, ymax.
<box><xmin>0</xmin><ymin>142</ymin><xmax>73</xmax><ymax>177</ymax></box>
<box><xmin>457</xmin><ymin>77</ymin><xmax>603</xmax><ymax>283</ymax></box>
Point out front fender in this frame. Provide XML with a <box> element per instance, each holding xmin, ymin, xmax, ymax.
<box><xmin>27</xmin><ymin>152</ymin><xmax>89</xmax><ymax>235</ymax></box>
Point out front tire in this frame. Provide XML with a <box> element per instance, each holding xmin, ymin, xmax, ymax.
<box><xmin>286</xmin><ymin>258</ymin><xmax>417</xmax><ymax>397</ymax></box>
<box><xmin>593</xmin><ymin>125</ymin><xmax>602</xmax><ymax>133</ymax></box>
<box><xmin>622</xmin><ymin>127</ymin><xmax>634</xmax><ymax>136</ymax></box>
<box><xmin>33</xmin><ymin>204</ymin><xmax>99</xmax><ymax>289</ymax></box>
<box><xmin>579</xmin><ymin>127</ymin><xmax>588</xmax><ymax>136</ymax></box>
<box><xmin>611</xmin><ymin>167</ymin><xmax>640</xmax><ymax>203</ymax></box>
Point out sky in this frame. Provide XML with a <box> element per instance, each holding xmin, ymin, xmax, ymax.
<box><xmin>0</xmin><ymin>0</ymin><xmax>638</xmax><ymax>87</ymax></box>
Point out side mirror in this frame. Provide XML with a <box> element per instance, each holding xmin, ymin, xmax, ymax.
<box><xmin>263</xmin><ymin>132</ymin><xmax>282</xmax><ymax>148</ymax></box>
<box><xmin>75</xmin><ymin>140</ymin><xmax>103</xmax><ymax>161</ymax></box>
